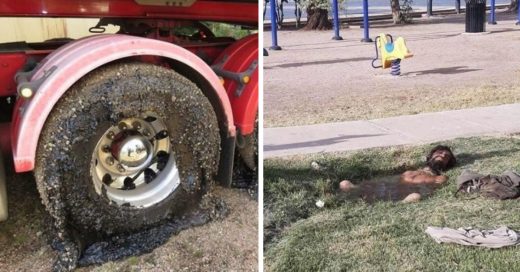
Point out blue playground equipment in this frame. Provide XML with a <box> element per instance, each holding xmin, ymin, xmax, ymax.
<box><xmin>361</xmin><ymin>0</ymin><xmax>372</xmax><ymax>42</ymax></box>
<box><xmin>331</xmin><ymin>0</ymin><xmax>370</xmax><ymax>42</ymax></box>
<box><xmin>263</xmin><ymin>0</ymin><xmax>284</xmax><ymax>29</ymax></box>
<box><xmin>489</xmin><ymin>0</ymin><xmax>497</xmax><ymax>24</ymax></box>
<box><xmin>265</xmin><ymin>0</ymin><xmax>520</xmax><ymax>48</ymax></box>
<box><xmin>331</xmin><ymin>0</ymin><xmax>343</xmax><ymax>40</ymax></box>
<box><xmin>294</xmin><ymin>0</ymin><xmax>303</xmax><ymax>27</ymax></box>
<box><xmin>517</xmin><ymin>5</ymin><xmax>520</xmax><ymax>25</ymax></box>
<box><xmin>263</xmin><ymin>0</ymin><xmax>302</xmax><ymax>28</ymax></box>
<box><xmin>269</xmin><ymin>0</ymin><xmax>282</xmax><ymax>50</ymax></box>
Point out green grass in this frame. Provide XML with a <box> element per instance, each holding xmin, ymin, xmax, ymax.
<box><xmin>264</xmin><ymin>136</ymin><xmax>520</xmax><ymax>271</ymax></box>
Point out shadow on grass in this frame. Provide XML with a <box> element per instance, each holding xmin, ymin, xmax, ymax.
<box><xmin>265</xmin><ymin>155</ymin><xmax>420</xmax><ymax>183</ymax></box>
<box><xmin>455</xmin><ymin>147</ymin><xmax>520</xmax><ymax>167</ymax></box>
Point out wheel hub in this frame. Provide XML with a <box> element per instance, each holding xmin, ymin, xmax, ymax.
<box><xmin>115</xmin><ymin>135</ymin><xmax>153</xmax><ymax>169</ymax></box>
<box><xmin>90</xmin><ymin>114</ymin><xmax>179</xmax><ymax>208</ymax></box>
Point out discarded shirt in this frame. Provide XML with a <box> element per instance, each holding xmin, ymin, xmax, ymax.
<box><xmin>456</xmin><ymin>170</ymin><xmax>520</xmax><ymax>200</ymax></box>
<box><xmin>425</xmin><ymin>226</ymin><xmax>520</xmax><ymax>248</ymax></box>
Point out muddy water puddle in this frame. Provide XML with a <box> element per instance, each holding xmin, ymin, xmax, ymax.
<box><xmin>50</xmin><ymin>193</ymin><xmax>230</xmax><ymax>271</ymax></box>
<box><xmin>343</xmin><ymin>175</ymin><xmax>442</xmax><ymax>203</ymax></box>
<box><xmin>74</xmin><ymin>196</ymin><xmax>228</xmax><ymax>267</ymax></box>
<box><xmin>61</xmin><ymin>177</ymin><xmax>256</xmax><ymax>270</ymax></box>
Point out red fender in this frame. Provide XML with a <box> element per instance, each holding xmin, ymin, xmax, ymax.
<box><xmin>213</xmin><ymin>34</ymin><xmax>258</xmax><ymax>135</ymax></box>
<box><xmin>11</xmin><ymin>34</ymin><xmax>235</xmax><ymax>173</ymax></box>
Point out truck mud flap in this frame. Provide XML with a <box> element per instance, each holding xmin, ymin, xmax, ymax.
<box><xmin>217</xmin><ymin>135</ymin><xmax>236</xmax><ymax>187</ymax></box>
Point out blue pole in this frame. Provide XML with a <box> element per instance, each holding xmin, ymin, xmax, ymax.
<box><xmin>427</xmin><ymin>0</ymin><xmax>433</xmax><ymax>16</ymax></box>
<box><xmin>516</xmin><ymin>3</ymin><xmax>520</xmax><ymax>25</ymax></box>
<box><xmin>269</xmin><ymin>0</ymin><xmax>282</xmax><ymax>50</ymax></box>
<box><xmin>361</xmin><ymin>0</ymin><xmax>372</xmax><ymax>42</ymax></box>
<box><xmin>332</xmin><ymin>0</ymin><xmax>343</xmax><ymax>40</ymax></box>
<box><xmin>455</xmin><ymin>0</ymin><xmax>460</xmax><ymax>14</ymax></box>
<box><xmin>489</xmin><ymin>0</ymin><xmax>497</xmax><ymax>24</ymax></box>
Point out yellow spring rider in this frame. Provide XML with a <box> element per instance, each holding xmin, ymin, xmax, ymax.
<box><xmin>371</xmin><ymin>33</ymin><xmax>413</xmax><ymax>76</ymax></box>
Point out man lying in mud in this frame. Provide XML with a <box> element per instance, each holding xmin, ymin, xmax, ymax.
<box><xmin>400</xmin><ymin>145</ymin><xmax>457</xmax><ymax>185</ymax></box>
<box><xmin>340</xmin><ymin>145</ymin><xmax>456</xmax><ymax>202</ymax></box>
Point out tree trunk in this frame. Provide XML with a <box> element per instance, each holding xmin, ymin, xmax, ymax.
<box><xmin>304</xmin><ymin>6</ymin><xmax>332</xmax><ymax>30</ymax></box>
<box><xmin>509</xmin><ymin>0</ymin><xmax>518</xmax><ymax>11</ymax></box>
<box><xmin>391</xmin><ymin>0</ymin><xmax>403</xmax><ymax>24</ymax></box>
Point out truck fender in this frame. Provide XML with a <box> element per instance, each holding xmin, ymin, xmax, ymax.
<box><xmin>11</xmin><ymin>34</ymin><xmax>235</xmax><ymax>173</ymax></box>
<box><xmin>212</xmin><ymin>34</ymin><xmax>258</xmax><ymax>136</ymax></box>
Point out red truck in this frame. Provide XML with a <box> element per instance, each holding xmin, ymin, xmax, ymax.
<box><xmin>0</xmin><ymin>0</ymin><xmax>258</xmax><ymax>237</ymax></box>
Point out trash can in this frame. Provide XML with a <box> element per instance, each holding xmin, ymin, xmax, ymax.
<box><xmin>465</xmin><ymin>0</ymin><xmax>486</xmax><ymax>32</ymax></box>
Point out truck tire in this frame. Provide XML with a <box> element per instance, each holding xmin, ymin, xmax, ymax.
<box><xmin>34</xmin><ymin>62</ymin><xmax>220</xmax><ymax>236</ymax></box>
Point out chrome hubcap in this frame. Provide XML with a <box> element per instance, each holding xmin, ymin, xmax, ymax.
<box><xmin>90</xmin><ymin>114</ymin><xmax>179</xmax><ymax>208</ymax></box>
<box><xmin>116</xmin><ymin>135</ymin><xmax>153</xmax><ymax>169</ymax></box>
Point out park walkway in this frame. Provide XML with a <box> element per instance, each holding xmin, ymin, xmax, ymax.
<box><xmin>264</xmin><ymin>103</ymin><xmax>520</xmax><ymax>157</ymax></box>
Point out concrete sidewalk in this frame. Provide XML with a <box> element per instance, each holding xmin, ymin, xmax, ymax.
<box><xmin>264</xmin><ymin>103</ymin><xmax>520</xmax><ymax>158</ymax></box>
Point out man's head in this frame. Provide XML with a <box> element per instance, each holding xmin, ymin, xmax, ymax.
<box><xmin>426</xmin><ymin>145</ymin><xmax>456</xmax><ymax>174</ymax></box>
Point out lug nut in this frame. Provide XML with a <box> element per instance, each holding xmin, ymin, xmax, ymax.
<box><xmin>143</xmin><ymin>129</ymin><xmax>151</xmax><ymax>137</ymax></box>
<box><xmin>132</xmin><ymin>121</ymin><xmax>142</xmax><ymax>130</ymax></box>
<box><xmin>118</xmin><ymin>122</ymin><xmax>128</xmax><ymax>130</ymax></box>
<box><xmin>102</xmin><ymin>145</ymin><xmax>111</xmax><ymax>153</ymax></box>
<box><xmin>107</xmin><ymin>131</ymin><xmax>115</xmax><ymax>140</ymax></box>
<box><xmin>105</xmin><ymin>157</ymin><xmax>114</xmax><ymax>166</ymax></box>
<box><xmin>117</xmin><ymin>164</ymin><xmax>125</xmax><ymax>173</ymax></box>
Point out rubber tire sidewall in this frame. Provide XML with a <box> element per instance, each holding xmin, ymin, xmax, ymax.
<box><xmin>34</xmin><ymin>62</ymin><xmax>220</xmax><ymax>236</ymax></box>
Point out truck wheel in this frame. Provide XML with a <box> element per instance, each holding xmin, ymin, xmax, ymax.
<box><xmin>34</xmin><ymin>62</ymin><xmax>220</xmax><ymax>236</ymax></box>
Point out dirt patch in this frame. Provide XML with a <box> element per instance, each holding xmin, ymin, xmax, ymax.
<box><xmin>264</xmin><ymin>12</ymin><xmax>520</xmax><ymax>127</ymax></box>
<box><xmin>0</xmin><ymin>167</ymin><xmax>257</xmax><ymax>271</ymax></box>
<box><xmin>0</xmin><ymin>170</ymin><xmax>55</xmax><ymax>272</ymax></box>
<box><xmin>77</xmin><ymin>187</ymin><xmax>257</xmax><ymax>271</ymax></box>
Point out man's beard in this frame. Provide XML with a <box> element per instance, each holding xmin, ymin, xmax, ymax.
<box><xmin>428</xmin><ymin>159</ymin><xmax>446</xmax><ymax>174</ymax></box>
